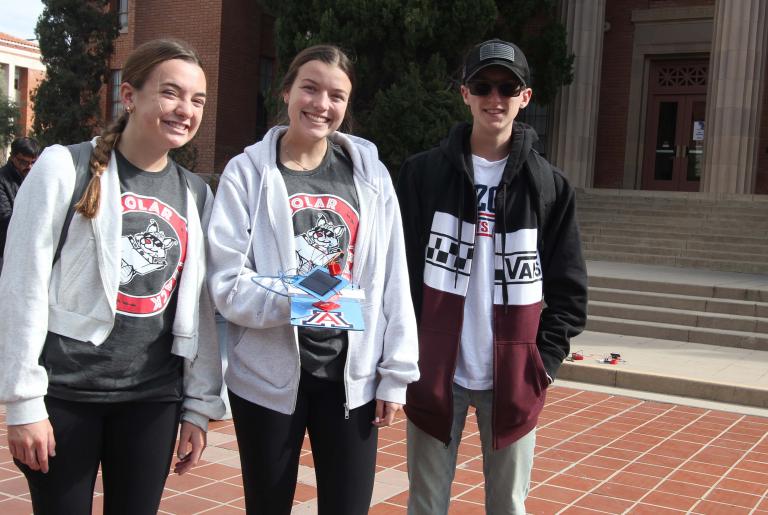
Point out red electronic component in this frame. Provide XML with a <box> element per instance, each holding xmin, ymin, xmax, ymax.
<box><xmin>313</xmin><ymin>300</ymin><xmax>340</xmax><ymax>311</ymax></box>
<box><xmin>572</xmin><ymin>352</ymin><xmax>584</xmax><ymax>360</ymax></box>
<box><xmin>328</xmin><ymin>261</ymin><xmax>342</xmax><ymax>276</ymax></box>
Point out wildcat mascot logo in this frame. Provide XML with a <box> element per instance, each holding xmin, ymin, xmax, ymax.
<box><xmin>288</xmin><ymin>194</ymin><xmax>359</xmax><ymax>279</ymax></box>
<box><xmin>117</xmin><ymin>193</ymin><xmax>188</xmax><ymax>317</ymax></box>
<box><xmin>121</xmin><ymin>219</ymin><xmax>178</xmax><ymax>285</ymax></box>
<box><xmin>295</xmin><ymin>214</ymin><xmax>345</xmax><ymax>275</ymax></box>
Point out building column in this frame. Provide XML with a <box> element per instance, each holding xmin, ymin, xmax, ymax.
<box><xmin>549</xmin><ymin>0</ymin><xmax>606</xmax><ymax>189</ymax></box>
<box><xmin>702</xmin><ymin>0</ymin><xmax>768</xmax><ymax>193</ymax></box>
<box><xmin>5</xmin><ymin>63</ymin><xmax>15</xmax><ymax>102</ymax></box>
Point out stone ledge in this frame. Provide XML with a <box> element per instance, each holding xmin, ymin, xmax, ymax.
<box><xmin>558</xmin><ymin>361</ymin><xmax>768</xmax><ymax>409</ymax></box>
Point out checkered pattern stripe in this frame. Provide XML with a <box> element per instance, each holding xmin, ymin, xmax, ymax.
<box><xmin>426</xmin><ymin>233</ymin><xmax>474</xmax><ymax>276</ymax></box>
<box><xmin>423</xmin><ymin>212</ymin><xmax>475</xmax><ymax>295</ymax></box>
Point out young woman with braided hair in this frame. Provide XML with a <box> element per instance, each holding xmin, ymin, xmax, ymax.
<box><xmin>0</xmin><ymin>38</ymin><xmax>224</xmax><ymax>514</ymax></box>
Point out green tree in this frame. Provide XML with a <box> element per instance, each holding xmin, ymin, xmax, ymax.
<box><xmin>0</xmin><ymin>98</ymin><xmax>20</xmax><ymax>149</ymax></box>
<box><xmin>259</xmin><ymin>0</ymin><xmax>573</xmax><ymax>173</ymax></box>
<box><xmin>32</xmin><ymin>0</ymin><xmax>119</xmax><ymax>147</ymax></box>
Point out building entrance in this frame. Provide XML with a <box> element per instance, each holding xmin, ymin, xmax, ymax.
<box><xmin>642</xmin><ymin>59</ymin><xmax>708</xmax><ymax>191</ymax></box>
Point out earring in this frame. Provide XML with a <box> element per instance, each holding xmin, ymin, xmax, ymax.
<box><xmin>125</xmin><ymin>105</ymin><xmax>134</xmax><ymax>114</ymax></box>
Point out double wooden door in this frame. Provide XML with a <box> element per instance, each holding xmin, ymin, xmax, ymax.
<box><xmin>642</xmin><ymin>59</ymin><xmax>708</xmax><ymax>191</ymax></box>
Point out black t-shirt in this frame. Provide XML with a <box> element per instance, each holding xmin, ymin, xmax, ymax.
<box><xmin>43</xmin><ymin>150</ymin><xmax>188</xmax><ymax>402</ymax></box>
<box><xmin>278</xmin><ymin>137</ymin><xmax>359</xmax><ymax>382</ymax></box>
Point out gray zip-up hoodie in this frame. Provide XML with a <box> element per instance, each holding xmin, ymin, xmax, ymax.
<box><xmin>207</xmin><ymin>127</ymin><xmax>419</xmax><ymax>414</ymax></box>
<box><xmin>0</xmin><ymin>142</ymin><xmax>225</xmax><ymax>430</ymax></box>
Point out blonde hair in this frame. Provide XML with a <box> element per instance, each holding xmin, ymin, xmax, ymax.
<box><xmin>75</xmin><ymin>39</ymin><xmax>202</xmax><ymax>218</ymax></box>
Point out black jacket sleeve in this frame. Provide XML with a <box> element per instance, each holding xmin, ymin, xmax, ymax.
<box><xmin>0</xmin><ymin>171</ymin><xmax>15</xmax><ymax>258</ymax></box>
<box><xmin>395</xmin><ymin>155</ymin><xmax>428</xmax><ymax>322</ymax></box>
<box><xmin>537</xmin><ymin>170</ymin><xmax>588</xmax><ymax>379</ymax></box>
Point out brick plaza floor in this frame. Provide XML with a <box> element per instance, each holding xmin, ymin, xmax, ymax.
<box><xmin>1</xmin><ymin>385</ymin><xmax>767</xmax><ymax>514</ymax></box>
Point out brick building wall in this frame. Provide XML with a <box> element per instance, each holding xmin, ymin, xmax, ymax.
<box><xmin>593</xmin><ymin>0</ymin><xmax>719</xmax><ymax>189</ymax></box>
<box><xmin>214</xmin><ymin>2</ymin><xmax>274</xmax><ymax>171</ymax></box>
<box><xmin>108</xmin><ymin>0</ymin><xmax>223</xmax><ymax>173</ymax></box>
<box><xmin>108</xmin><ymin>0</ymin><xmax>275</xmax><ymax>174</ymax></box>
<box><xmin>593</xmin><ymin>0</ymin><xmax>640</xmax><ymax>188</ymax></box>
<box><xmin>17</xmin><ymin>68</ymin><xmax>44</xmax><ymax>136</ymax></box>
<box><xmin>0</xmin><ymin>34</ymin><xmax>45</xmax><ymax>139</ymax></box>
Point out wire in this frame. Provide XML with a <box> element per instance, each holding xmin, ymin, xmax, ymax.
<box><xmin>249</xmin><ymin>269</ymin><xmax>301</xmax><ymax>298</ymax></box>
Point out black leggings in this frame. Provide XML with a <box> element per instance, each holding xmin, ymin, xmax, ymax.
<box><xmin>229</xmin><ymin>371</ymin><xmax>378</xmax><ymax>515</ymax></box>
<box><xmin>16</xmin><ymin>396</ymin><xmax>181</xmax><ymax>515</ymax></box>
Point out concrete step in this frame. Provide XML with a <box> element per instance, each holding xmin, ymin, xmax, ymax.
<box><xmin>589</xmin><ymin>300</ymin><xmax>768</xmax><ymax>333</ymax></box>
<box><xmin>588</xmin><ymin>268</ymin><xmax>768</xmax><ymax>302</ymax></box>
<box><xmin>558</xmin><ymin>330</ymin><xmax>768</xmax><ymax>409</ymax></box>
<box><xmin>580</xmin><ymin>233</ymin><xmax>768</xmax><ymax>256</ymax></box>
<box><xmin>578</xmin><ymin>213</ymin><xmax>768</xmax><ymax>233</ymax></box>
<box><xmin>583</xmin><ymin>242</ymin><xmax>767</xmax><ymax>264</ymax></box>
<box><xmin>571</xmin><ymin>262</ymin><xmax>768</xmax><ymax>408</ymax></box>
<box><xmin>577</xmin><ymin>196</ymin><xmax>768</xmax><ymax>210</ymax></box>
<box><xmin>577</xmin><ymin>193</ymin><xmax>768</xmax><ymax>208</ymax></box>
<box><xmin>577</xmin><ymin>188</ymin><xmax>768</xmax><ymax>205</ymax></box>
<box><xmin>578</xmin><ymin>206</ymin><xmax>768</xmax><ymax>225</ymax></box>
<box><xmin>589</xmin><ymin>287</ymin><xmax>768</xmax><ymax>317</ymax></box>
<box><xmin>578</xmin><ymin>202</ymin><xmax>768</xmax><ymax>217</ymax></box>
<box><xmin>586</xmin><ymin>315</ymin><xmax>768</xmax><ymax>350</ymax></box>
<box><xmin>584</xmin><ymin>250</ymin><xmax>768</xmax><ymax>274</ymax></box>
<box><xmin>579</xmin><ymin>222</ymin><xmax>768</xmax><ymax>243</ymax></box>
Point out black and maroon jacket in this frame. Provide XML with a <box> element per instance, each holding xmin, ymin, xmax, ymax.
<box><xmin>396</xmin><ymin>122</ymin><xmax>587</xmax><ymax>450</ymax></box>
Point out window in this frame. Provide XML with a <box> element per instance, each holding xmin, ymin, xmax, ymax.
<box><xmin>110</xmin><ymin>69</ymin><xmax>123</xmax><ymax>120</ymax></box>
<box><xmin>117</xmin><ymin>0</ymin><xmax>128</xmax><ymax>31</ymax></box>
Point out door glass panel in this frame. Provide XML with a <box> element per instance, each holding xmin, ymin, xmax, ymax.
<box><xmin>654</xmin><ymin>101</ymin><xmax>677</xmax><ymax>181</ymax></box>
<box><xmin>686</xmin><ymin>101</ymin><xmax>705</xmax><ymax>181</ymax></box>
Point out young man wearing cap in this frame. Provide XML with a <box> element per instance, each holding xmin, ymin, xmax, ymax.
<box><xmin>397</xmin><ymin>39</ymin><xmax>587</xmax><ymax>514</ymax></box>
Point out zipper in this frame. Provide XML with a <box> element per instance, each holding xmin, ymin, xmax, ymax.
<box><xmin>342</xmin><ymin>331</ymin><xmax>352</xmax><ymax>421</ymax></box>
<box><xmin>341</xmin><ymin>171</ymin><xmax>378</xmax><ymax>421</ymax></box>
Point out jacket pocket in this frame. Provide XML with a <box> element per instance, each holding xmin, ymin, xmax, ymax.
<box><xmin>231</xmin><ymin>327</ymin><xmax>297</xmax><ymax>389</ymax></box>
<box><xmin>493</xmin><ymin>340</ymin><xmax>548</xmax><ymax>429</ymax></box>
<box><xmin>56</xmin><ymin>237</ymin><xmax>104</xmax><ymax>316</ymax></box>
<box><xmin>58</xmin><ymin>236</ymin><xmax>96</xmax><ymax>293</ymax></box>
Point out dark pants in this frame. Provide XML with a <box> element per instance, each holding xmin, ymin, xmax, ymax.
<box><xmin>229</xmin><ymin>371</ymin><xmax>378</xmax><ymax>515</ymax></box>
<box><xmin>16</xmin><ymin>396</ymin><xmax>181</xmax><ymax>515</ymax></box>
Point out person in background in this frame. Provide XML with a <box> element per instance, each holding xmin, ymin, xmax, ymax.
<box><xmin>0</xmin><ymin>39</ymin><xmax>224</xmax><ymax>515</ymax></box>
<box><xmin>0</xmin><ymin>136</ymin><xmax>40</xmax><ymax>269</ymax></box>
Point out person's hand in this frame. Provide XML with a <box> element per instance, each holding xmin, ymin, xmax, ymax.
<box><xmin>372</xmin><ymin>400</ymin><xmax>402</xmax><ymax>427</ymax></box>
<box><xmin>173</xmin><ymin>421</ymin><xmax>207</xmax><ymax>475</ymax></box>
<box><xmin>8</xmin><ymin>419</ymin><xmax>56</xmax><ymax>473</ymax></box>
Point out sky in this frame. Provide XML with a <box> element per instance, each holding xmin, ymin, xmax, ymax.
<box><xmin>0</xmin><ymin>0</ymin><xmax>45</xmax><ymax>41</ymax></box>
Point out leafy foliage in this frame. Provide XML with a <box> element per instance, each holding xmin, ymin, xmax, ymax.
<box><xmin>259</xmin><ymin>0</ymin><xmax>573</xmax><ymax>173</ymax></box>
<box><xmin>0</xmin><ymin>99</ymin><xmax>20</xmax><ymax>149</ymax></box>
<box><xmin>32</xmin><ymin>0</ymin><xmax>119</xmax><ymax>147</ymax></box>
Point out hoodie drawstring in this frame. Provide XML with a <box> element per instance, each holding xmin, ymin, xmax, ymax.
<box><xmin>501</xmin><ymin>183</ymin><xmax>509</xmax><ymax>315</ymax></box>
<box><xmin>455</xmin><ymin>175</ymin><xmax>465</xmax><ymax>288</ymax></box>
<box><xmin>227</xmin><ymin>167</ymin><xmax>266</xmax><ymax>304</ymax></box>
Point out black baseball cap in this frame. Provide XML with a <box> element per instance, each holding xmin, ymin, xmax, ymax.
<box><xmin>462</xmin><ymin>39</ymin><xmax>530</xmax><ymax>86</ymax></box>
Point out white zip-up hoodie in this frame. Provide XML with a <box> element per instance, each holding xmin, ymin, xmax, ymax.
<box><xmin>208</xmin><ymin>127</ymin><xmax>419</xmax><ymax>414</ymax></box>
<box><xmin>0</xmin><ymin>141</ymin><xmax>225</xmax><ymax>430</ymax></box>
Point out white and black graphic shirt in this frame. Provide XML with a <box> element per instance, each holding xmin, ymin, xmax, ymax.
<box><xmin>43</xmin><ymin>152</ymin><xmax>188</xmax><ymax>403</ymax></box>
<box><xmin>278</xmin><ymin>138</ymin><xmax>360</xmax><ymax>381</ymax></box>
<box><xmin>455</xmin><ymin>154</ymin><xmax>506</xmax><ymax>390</ymax></box>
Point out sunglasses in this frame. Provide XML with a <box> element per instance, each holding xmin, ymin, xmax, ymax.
<box><xmin>466</xmin><ymin>80</ymin><xmax>525</xmax><ymax>98</ymax></box>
